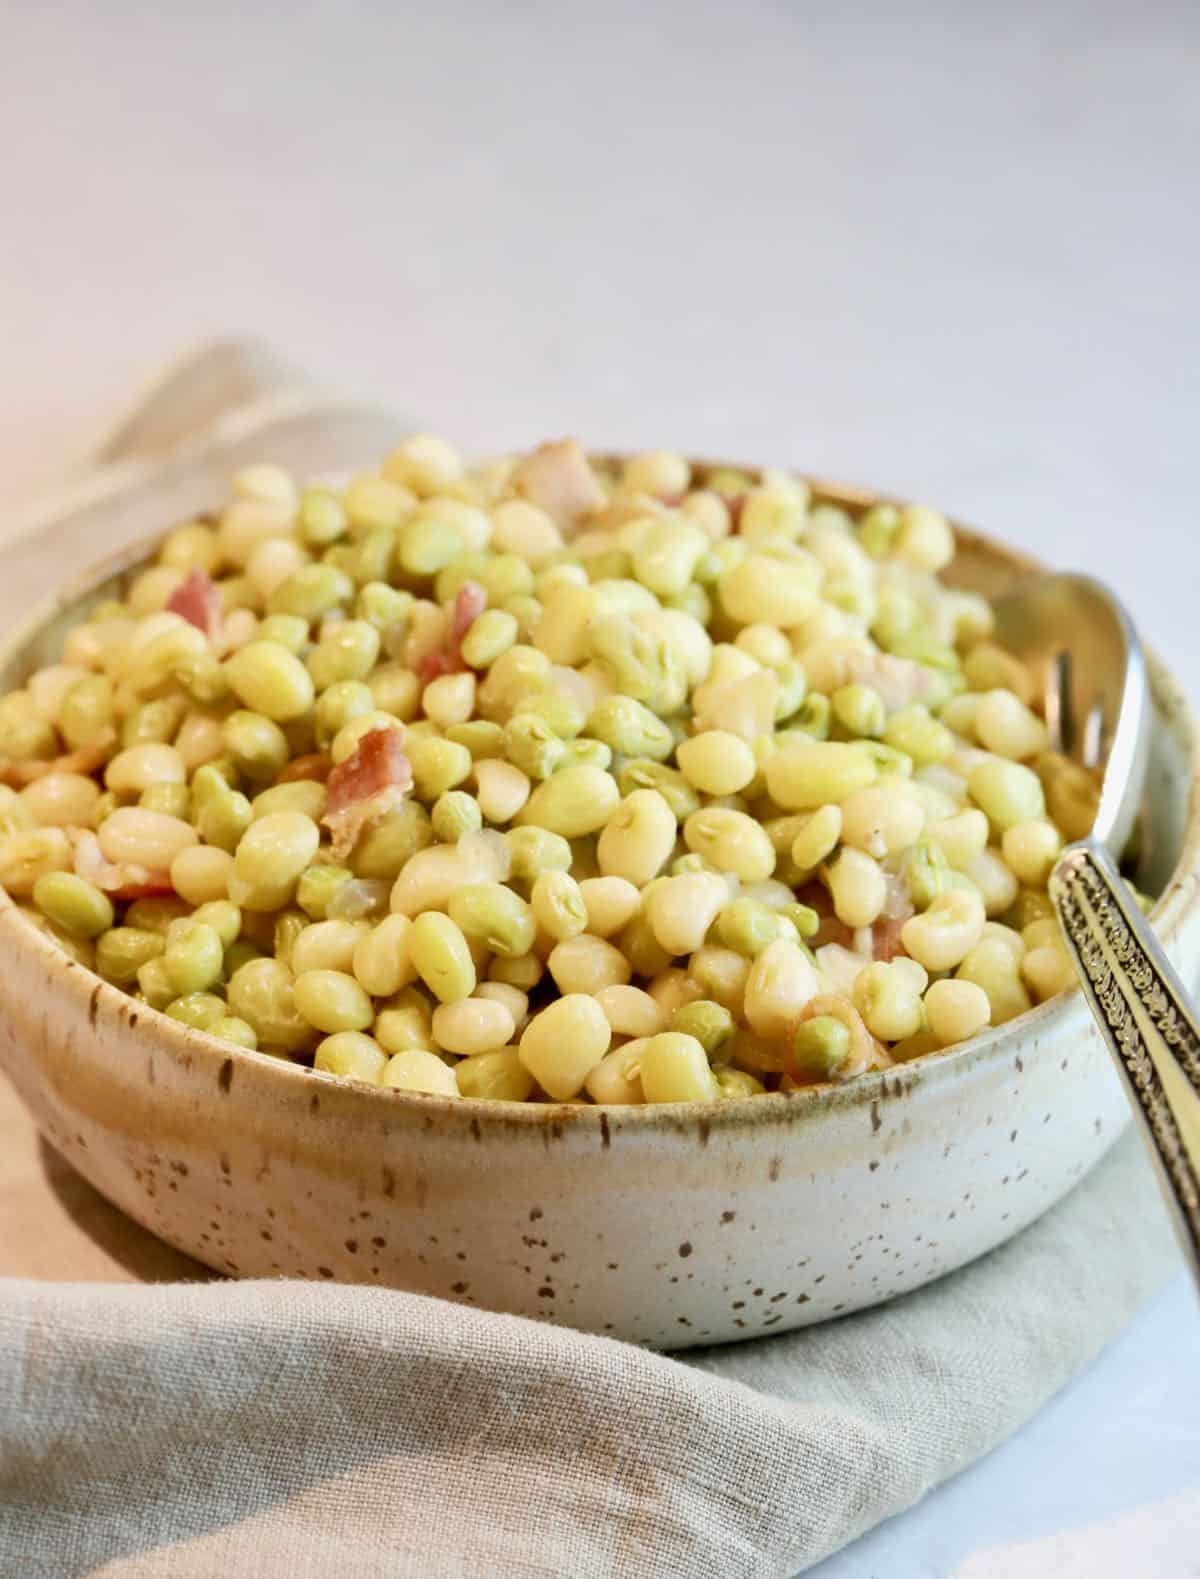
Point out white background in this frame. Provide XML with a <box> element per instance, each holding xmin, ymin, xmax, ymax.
<box><xmin>3</xmin><ymin>3</ymin><xmax>1200</xmax><ymax>1574</ymax></box>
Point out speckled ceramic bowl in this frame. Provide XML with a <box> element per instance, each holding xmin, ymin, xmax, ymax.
<box><xmin>2</xmin><ymin>423</ymin><xmax>1198</xmax><ymax>1347</ymax></box>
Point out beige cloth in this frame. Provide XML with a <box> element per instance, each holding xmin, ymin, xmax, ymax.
<box><xmin>0</xmin><ymin>1129</ymin><xmax>1176</xmax><ymax>1579</ymax></box>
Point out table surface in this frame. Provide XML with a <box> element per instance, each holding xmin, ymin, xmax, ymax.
<box><xmin>3</xmin><ymin>3</ymin><xmax>1200</xmax><ymax>1575</ymax></box>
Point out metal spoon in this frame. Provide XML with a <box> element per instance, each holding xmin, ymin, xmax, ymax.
<box><xmin>992</xmin><ymin>574</ymin><xmax>1200</xmax><ymax>1283</ymax></box>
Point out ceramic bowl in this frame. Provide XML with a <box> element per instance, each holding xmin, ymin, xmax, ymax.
<box><xmin>2</xmin><ymin>455</ymin><xmax>1197</xmax><ymax>1348</ymax></box>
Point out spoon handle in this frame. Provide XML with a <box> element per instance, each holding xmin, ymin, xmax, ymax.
<box><xmin>1050</xmin><ymin>840</ymin><xmax>1200</xmax><ymax>1287</ymax></box>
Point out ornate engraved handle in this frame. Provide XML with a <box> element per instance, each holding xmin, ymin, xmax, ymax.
<box><xmin>1051</xmin><ymin>840</ymin><xmax>1200</xmax><ymax>1284</ymax></box>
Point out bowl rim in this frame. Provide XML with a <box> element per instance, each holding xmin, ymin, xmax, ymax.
<box><xmin>3</xmin><ymin>464</ymin><xmax>1198</xmax><ymax>1137</ymax></box>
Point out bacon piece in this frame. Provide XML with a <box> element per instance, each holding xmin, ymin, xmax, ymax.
<box><xmin>277</xmin><ymin>753</ymin><xmax>332</xmax><ymax>785</ymax></box>
<box><xmin>166</xmin><ymin>569</ymin><xmax>221</xmax><ymax>639</ymax></box>
<box><xmin>0</xmin><ymin>730</ymin><xmax>117</xmax><ymax>788</ymax></box>
<box><xmin>416</xmin><ymin>580</ymin><xmax>488</xmax><ymax>684</ymax></box>
<box><xmin>512</xmin><ymin>439</ymin><xmax>605</xmax><ymax>534</ymax></box>
<box><xmin>322</xmin><ymin>726</ymin><xmax>413</xmax><ymax>859</ymax></box>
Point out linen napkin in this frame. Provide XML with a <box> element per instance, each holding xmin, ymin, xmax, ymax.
<box><xmin>0</xmin><ymin>1131</ymin><xmax>1176</xmax><ymax>1579</ymax></box>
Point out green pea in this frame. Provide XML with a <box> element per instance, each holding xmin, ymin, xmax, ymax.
<box><xmin>504</xmin><ymin>826</ymin><xmax>572</xmax><ymax>882</ymax></box>
<box><xmin>408</xmin><ymin>912</ymin><xmax>475</xmax><ymax>1003</ymax></box>
<box><xmin>434</xmin><ymin>553</ymin><xmax>493</xmax><ymax>603</ymax></box>
<box><xmin>445</xmin><ymin>720</ymin><xmax>506</xmax><ymax>759</ymax></box>
<box><xmin>517</xmin><ymin>690</ymin><xmax>586</xmax><ymax>739</ymax></box>
<box><xmin>95</xmin><ymin>926</ymin><xmax>164</xmax><ymax>985</ymax></box>
<box><xmin>671</xmin><ymin>852</ymin><xmax>710</xmax><ymax>875</ymax></box>
<box><xmin>121</xmin><ymin>696</ymin><xmax>185</xmax><ymax>749</ymax></box>
<box><xmin>447</xmin><ymin>883</ymin><xmax>536</xmax><ymax>959</ymax></box>
<box><xmin>431</xmin><ymin>790</ymin><xmax>483</xmax><ymax>843</ymax></box>
<box><xmin>163</xmin><ymin>921</ymin><xmax>225</xmax><ymax>995</ymax></box>
<box><xmin>889</xmin><ymin>629</ymin><xmax>960</xmax><ymax>672</ymax></box>
<box><xmin>165</xmin><ymin>992</ymin><xmax>228</xmax><ymax>1031</ymax></box>
<box><xmin>515</xmin><ymin>764</ymin><xmax>620</xmax><ymax>838</ymax></box>
<box><xmin>458</xmin><ymin>608</ymin><xmax>517</xmax><ymax>671</ymax></box>
<box><xmin>832</xmin><ymin>683</ymin><xmax>885</xmax><ymax>739</ymax></box>
<box><xmin>717</xmin><ymin>898</ymin><xmax>795</xmax><ymax>956</ymax></box>
<box><xmin>356</xmin><ymin>582</ymin><xmax>413</xmax><ymax>633</ymax></box>
<box><xmin>224</xmin><ymin>710</ymin><xmax>289</xmax><ymax>782</ymax></box>
<box><xmin>255</xmin><ymin>614</ymin><xmax>311</xmax><ymax>654</ymax></box>
<box><xmin>298</xmin><ymin>488</ymin><xmax>348</xmax><ymax>547</ymax></box>
<box><xmin>672</xmin><ymin>999</ymin><xmax>735</xmax><ymax>1057</ymax></box>
<box><xmin>784</xmin><ymin>902</ymin><xmax>820</xmax><ymax>940</ymax></box>
<box><xmin>872</xmin><ymin>585</ymin><xmax>921</xmax><ymax>652</ymax></box>
<box><xmin>273</xmin><ymin>910</ymin><xmax>308</xmax><ymax>968</ymax></box>
<box><xmin>124</xmin><ymin>897</ymin><xmax>190</xmax><ymax>934</ymax></box>
<box><xmin>211</xmin><ymin>1015</ymin><xmax>258</xmax><ymax>1050</ymax></box>
<box><xmin>352</xmin><ymin>525</ymin><xmax>398</xmax><ymax>586</ymax></box>
<box><xmin>615</xmin><ymin>759</ymin><xmax>700</xmax><ymax>821</ymax></box>
<box><xmin>315</xmin><ymin>680</ymin><xmax>375</xmax><ymax>748</ymax></box>
<box><xmin>665</xmin><ymin>583</ymin><xmax>711</xmax><ymax>623</ymax></box>
<box><xmin>502</xmin><ymin>595</ymin><xmax>542</xmax><ymax>641</ymax></box>
<box><xmin>408</xmin><ymin>737</ymin><xmax>472</xmax><ymax>801</ymax></box>
<box><xmin>352</xmin><ymin>802</ymin><xmax>433</xmax><ymax>879</ymax></box>
<box><xmin>32</xmin><ymin>872</ymin><xmax>113</xmax><ymax>940</ymax></box>
<box><xmin>58</xmin><ymin>674</ymin><xmax>115</xmax><ymax>749</ymax></box>
<box><xmin>191</xmin><ymin>764</ymin><xmax>253</xmax><ymax>852</ymax></box>
<box><xmin>772</xmin><ymin>659</ymin><xmax>809</xmax><ymax>722</ymax></box>
<box><xmin>904</xmin><ymin>838</ymin><xmax>950</xmax><ymax>910</ymax></box>
<box><xmin>1004</xmin><ymin>888</ymin><xmax>1055</xmax><ymax>931</ymax></box>
<box><xmin>306</xmin><ymin>620</ymin><xmax>381</xmax><ymax>690</ymax></box>
<box><xmin>296</xmin><ymin>864</ymin><xmax>354</xmax><ymax>920</ymax></box>
<box><xmin>616</xmin><ymin>912</ymin><xmax>673</xmax><ymax>978</ymax></box>
<box><xmin>792</xmin><ymin>693</ymin><xmax>831</xmax><ymax>740</ymax></box>
<box><xmin>269</xmin><ymin>563</ymin><xmax>355</xmax><ymax>621</ymax></box>
<box><xmin>136</xmin><ymin>955</ymin><xmax>179</xmax><ymax>1010</ymax></box>
<box><xmin>585</xmin><ymin>696</ymin><xmax>675</xmax><ymax>760</ymax></box>
<box><xmin>791</xmin><ymin>1015</ymin><xmax>852</xmax><ymax>1079</ymax></box>
<box><xmin>557</xmin><ymin>738</ymin><xmax>613</xmax><ymax>772</ymax></box>
<box><xmin>586</xmin><ymin>616</ymin><xmax>683</xmax><ymax>713</ymax></box>
<box><xmin>857</xmin><ymin>504</ymin><xmax>901</xmax><ymax>559</ymax></box>
<box><xmin>227</xmin><ymin>958</ymin><xmax>312</xmax><ymax>1051</ymax></box>
<box><xmin>396</xmin><ymin>516</ymin><xmax>464</xmax><ymax>578</ymax></box>
<box><xmin>503</xmin><ymin>714</ymin><xmax>565</xmax><ymax>782</ymax></box>
<box><xmin>223</xmin><ymin>939</ymin><xmax>264</xmax><ymax>977</ymax></box>
<box><xmin>864</xmin><ymin>742</ymin><xmax>914</xmax><ymax>777</ymax></box>
<box><xmin>173</xmin><ymin>653</ymin><xmax>230</xmax><ymax>705</ymax></box>
<box><xmin>224</xmin><ymin>642</ymin><xmax>316</xmax><ymax>723</ymax></box>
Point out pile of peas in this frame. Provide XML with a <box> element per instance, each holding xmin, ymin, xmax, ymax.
<box><xmin>0</xmin><ymin>436</ymin><xmax>1105</xmax><ymax>1104</ymax></box>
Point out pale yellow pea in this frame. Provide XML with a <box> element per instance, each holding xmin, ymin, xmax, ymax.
<box><xmin>790</xmin><ymin>805</ymin><xmax>843</xmax><ymax>871</ymax></box>
<box><xmin>719</xmin><ymin>553</ymin><xmax>820</xmax><ymax>627</ymax></box>
<box><xmin>351</xmin><ymin>913</ymin><xmax>416</xmax><ymax>997</ymax></box>
<box><xmin>766</xmin><ymin>741</ymin><xmax>878</xmax><ymax>811</ymax></box>
<box><xmin>490</xmin><ymin>500</ymin><xmax>564</xmax><ymax>565</ymax></box>
<box><xmin>578</xmin><ymin>876</ymin><xmax>641</xmax><ymax>937</ymax></box>
<box><xmin>229</xmin><ymin>811</ymin><xmax>319</xmax><ymax>911</ymax></box>
<box><xmin>956</xmin><ymin>938</ymin><xmax>1032</xmax><ymax>1024</ymax></box>
<box><xmin>1001</xmin><ymin>820</ymin><xmax>1063</xmax><ymax>887</ymax></box>
<box><xmin>1022</xmin><ymin>944</ymin><xmax>1075</xmax><ymax>1002</ymax></box>
<box><xmin>291</xmin><ymin>919</ymin><xmax>369</xmax><ymax>975</ymax></box>
<box><xmin>644</xmin><ymin>872</ymin><xmax>729</xmax><ymax>956</ymax></box>
<box><xmin>423</xmin><ymin>671</ymin><xmax>476</xmax><ymax>728</ymax></box>
<box><xmin>314</xmin><ymin>1031</ymin><xmax>387</xmax><ymax>1085</ymax></box>
<box><xmin>224</xmin><ymin>642</ymin><xmax>315</xmax><ymax>722</ymax></box>
<box><xmin>473</xmin><ymin>981</ymin><xmax>528</xmax><ymax>1028</ymax></box>
<box><xmin>743</xmin><ymin>937</ymin><xmax>821</xmax><ymax>1039</ymax></box>
<box><xmin>456</xmin><ymin>1047</ymin><xmax>534</xmax><ymax>1101</ymax></box>
<box><xmin>825</xmin><ymin>848</ymin><xmax>887</xmax><ymax>928</ymax></box>
<box><xmin>1022</xmin><ymin>917</ymin><xmax>1061</xmax><ymax>951</ymax></box>
<box><xmin>687</xmin><ymin>945</ymin><xmax>751</xmax><ymax>1014</ymax></box>
<box><xmin>647</xmin><ymin>968</ymin><xmax>706</xmax><ymax>1020</ymax></box>
<box><xmin>965</xmin><ymin>848</ymin><xmax>1020</xmax><ymax>917</ymax></box>
<box><xmin>169</xmin><ymin>846</ymin><xmax>235</xmax><ymax>907</ymax></box>
<box><xmin>852</xmin><ymin>961</ymin><xmax>924</xmax><ymax>1042</ymax></box>
<box><xmin>925</xmin><ymin>809</ymin><xmax>990</xmax><ymax>870</ymax></box>
<box><xmin>638</xmin><ymin>1032</ymin><xmax>717</xmax><ymax>1103</ymax></box>
<box><xmin>431</xmin><ymin>997</ymin><xmax>515</xmax><ymax>1055</ymax></box>
<box><xmin>97</xmin><ymin>808</ymin><xmax>198</xmax><ymax>871</ymax></box>
<box><xmin>382</xmin><ymin>1048</ymin><xmax>460</xmax><ymax>1096</ymax></box>
<box><xmin>974</xmin><ymin>689</ymin><xmax>1048</xmax><ymax>760</ymax></box>
<box><xmin>293</xmin><ymin>969</ymin><xmax>374</xmax><ymax>1033</ymax></box>
<box><xmin>676</xmin><ymin>731</ymin><xmax>757</xmax><ymax>796</ymax></box>
<box><xmin>967</xmin><ymin>757</ymin><xmax>1045</xmax><ymax>832</ymax></box>
<box><xmin>474</xmin><ymin>758</ymin><xmax>532</xmax><ymax>823</ymax></box>
<box><xmin>19</xmin><ymin>773</ymin><xmax>100</xmax><ymax>828</ymax></box>
<box><xmin>547</xmin><ymin>934</ymin><xmax>632</xmax><ymax>995</ymax></box>
<box><xmin>900</xmin><ymin>889</ymin><xmax>987</xmax><ymax>972</ymax></box>
<box><xmin>530</xmin><ymin>870</ymin><xmax>588</xmax><ymax>941</ymax></box>
<box><xmin>682</xmin><ymin>808</ymin><xmax>775</xmax><ymax>883</ymax></box>
<box><xmin>584</xmin><ymin>1040</ymin><xmax>648</xmax><ymax>1105</ymax></box>
<box><xmin>596</xmin><ymin>789</ymin><xmax>677</xmax><ymax>885</ymax></box>
<box><xmin>924</xmin><ymin>978</ymin><xmax>991</xmax><ymax>1046</ymax></box>
<box><xmin>839</xmin><ymin>786</ymin><xmax>925</xmax><ymax>858</ymax></box>
<box><xmin>105</xmin><ymin>743</ymin><xmax>186</xmax><ymax>796</ymax></box>
<box><xmin>409</xmin><ymin>911</ymin><xmax>476</xmax><ymax>1003</ymax></box>
<box><xmin>518</xmin><ymin>994</ymin><xmax>611</xmax><ymax>1100</ymax></box>
<box><xmin>514</xmin><ymin>765</ymin><xmax>619</xmax><ymax>838</ymax></box>
<box><xmin>593</xmin><ymin>984</ymin><xmax>668</xmax><ymax>1039</ymax></box>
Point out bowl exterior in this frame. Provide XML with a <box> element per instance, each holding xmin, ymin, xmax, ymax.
<box><xmin>0</xmin><ymin>907</ymin><xmax>1163</xmax><ymax>1346</ymax></box>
